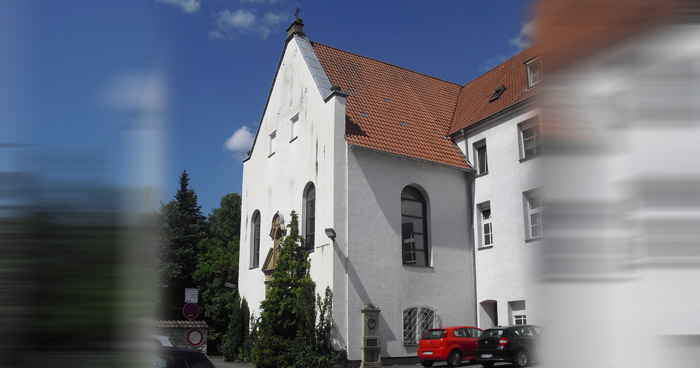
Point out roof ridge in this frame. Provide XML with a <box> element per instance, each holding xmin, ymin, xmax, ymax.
<box><xmin>310</xmin><ymin>41</ymin><xmax>463</xmax><ymax>87</ymax></box>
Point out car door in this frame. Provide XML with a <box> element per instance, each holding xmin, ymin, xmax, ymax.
<box><xmin>462</xmin><ymin>328</ymin><xmax>481</xmax><ymax>360</ymax></box>
<box><xmin>452</xmin><ymin>328</ymin><xmax>469</xmax><ymax>358</ymax></box>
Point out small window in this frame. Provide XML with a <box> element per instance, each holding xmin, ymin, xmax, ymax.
<box><xmin>526</xmin><ymin>58</ymin><xmax>543</xmax><ymax>88</ymax></box>
<box><xmin>478</xmin><ymin>201</ymin><xmax>493</xmax><ymax>248</ymax></box>
<box><xmin>519</xmin><ymin>117</ymin><xmax>541</xmax><ymax>160</ymax></box>
<box><xmin>524</xmin><ymin>190</ymin><xmax>543</xmax><ymax>239</ymax></box>
<box><xmin>401</xmin><ymin>186</ymin><xmax>429</xmax><ymax>266</ymax></box>
<box><xmin>473</xmin><ymin>140</ymin><xmax>488</xmax><ymax>175</ymax></box>
<box><xmin>251</xmin><ymin>210</ymin><xmax>261</xmax><ymax>268</ymax></box>
<box><xmin>269</xmin><ymin>130</ymin><xmax>277</xmax><ymax>156</ymax></box>
<box><xmin>403</xmin><ymin>306</ymin><xmax>438</xmax><ymax>345</ymax></box>
<box><xmin>290</xmin><ymin>114</ymin><xmax>299</xmax><ymax>141</ymax></box>
<box><xmin>489</xmin><ymin>85</ymin><xmax>506</xmax><ymax>102</ymax></box>
<box><xmin>515</xmin><ymin>315</ymin><xmax>527</xmax><ymax>325</ymax></box>
<box><xmin>304</xmin><ymin>183</ymin><xmax>315</xmax><ymax>251</ymax></box>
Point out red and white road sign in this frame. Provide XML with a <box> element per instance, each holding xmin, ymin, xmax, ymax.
<box><xmin>187</xmin><ymin>329</ymin><xmax>203</xmax><ymax>346</ymax></box>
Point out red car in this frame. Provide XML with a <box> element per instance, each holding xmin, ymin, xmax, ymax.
<box><xmin>418</xmin><ymin>326</ymin><xmax>483</xmax><ymax>367</ymax></box>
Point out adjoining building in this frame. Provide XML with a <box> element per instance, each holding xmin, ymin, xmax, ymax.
<box><xmin>238</xmin><ymin>18</ymin><xmax>541</xmax><ymax>363</ymax></box>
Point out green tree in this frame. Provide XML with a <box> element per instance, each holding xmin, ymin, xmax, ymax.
<box><xmin>252</xmin><ymin>211</ymin><xmax>317</xmax><ymax>368</ymax></box>
<box><xmin>223</xmin><ymin>296</ymin><xmax>250</xmax><ymax>361</ymax></box>
<box><xmin>157</xmin><ymin>170</ymin><xmax>207</xmax><ymax>319</ymax></box>
<box><xmin>193</xmin><ymin>192</ymin><xmax>242</xmax><ymax>354</ymax></box>
<box><xmin>207</xmin><ymin>193</ymin><xmax>241</xmax><ymax>243</ymax></box>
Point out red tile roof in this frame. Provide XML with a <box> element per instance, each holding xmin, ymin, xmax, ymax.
<box><xmin>312</xmin><ymin>42</ymin><xmax>470</xmax><ymax>170</ymax></box>
<box><xmin>450</xmin><ymin>46</ymin><xmax>540</xmax><ymax>134</ymax></box>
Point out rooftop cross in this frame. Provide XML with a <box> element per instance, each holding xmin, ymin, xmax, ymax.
<box><xmin>294</xmin><ymin>6</ymin><xmax>300</xmax><ymax>18</ymax></box>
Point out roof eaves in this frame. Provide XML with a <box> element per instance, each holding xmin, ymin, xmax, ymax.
<box><xmin>348</xmin><ymin>143</ymin><xmax>472</xmax><ymax>172</ymax></box>
<box><xmin>449</xmin><ymin>95</ymin><xmax>538</xmax><ymax>138</ymax></box>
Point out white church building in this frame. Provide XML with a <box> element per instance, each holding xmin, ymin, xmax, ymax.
<box><xmin>238</xmin><ymin>18</ymin><xmax>542</xmax><ymax>363</ymax></box>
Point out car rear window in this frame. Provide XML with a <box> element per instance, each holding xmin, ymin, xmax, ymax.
<box><xmin>480</xmin><ymin>329</ymin><xmax>504</xmax><ymax>338</ymax></box>
<box><xmin>422</xmin><ymin>329</ymin><xmax>444</xmax><ymax>339</ymax></box>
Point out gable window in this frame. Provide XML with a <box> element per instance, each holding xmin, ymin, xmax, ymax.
<box><xmin>268</xmin><ymin>130</ymin><xmax>277</xmax><ymax>157</ymax></box>
<box><xmin>401</xmin><ymin>186</ymin><xmax>429</xmax><ymax>266</ymax></box>
<box><xmin>473</xmin><ymin>139</ymin><xmax>488</xmax><ymax>176</ymax></box>
<box><xmin>519</xmin><ymin>117</ymin><xmax>541</xmax><ymax>160</ymax></box>
<box><xmin>403</xmin><ymin>306</ymin><xmax>438</xmax><ymax>345</ymax></box>
<box><xmin>251</xmin><ymin>210</ymin><xmax>261</xmax><ymax>268</ymax></box>
<box><xmin>478</xmin><ymin>202</ymin><xmax>493</xmax><ymax>248</ymax></box>
<box><xmin>526</xmin><ymin>58</ymin><xmax>543</xmax><ymax>88</ymax></box>
<box><xmin>304</xmin><ymin>183</ymin><xmax>315</xmax><ymax>251</ymax></box>
<box><xmin>290</xmin><ymin>113</ymin><xmax>299</xmax><ymax>142</ymax></box>
<box><xmin>523</xmin><ymin>190</ymin><xmax>543</xmax><ymax>240</ymax></box>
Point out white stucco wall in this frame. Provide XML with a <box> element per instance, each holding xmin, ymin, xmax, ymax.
<box><xmin>238</xmin><ymin>36</ymin><xmax>347</xmax><ymax>337</ymax></box>
<box><xmin>345</xmin><ymin>146</ymin><xmax>476</xmax><ymax>360</ymax></box>
<box><xmin>454</xmin><ymin>104</ymin><xmax>542</xmax><ymax>328</ymax></box>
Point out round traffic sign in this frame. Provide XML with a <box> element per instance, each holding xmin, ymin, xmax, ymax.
<box><xmin>187</xmin><ymin>329</ymin><xmax>203</xmax><ymax>346</ymax></box>
<box><xmin>183</xmin><ymin>303</ymin><xmax>199</xmax><ymax>320</ymax></box>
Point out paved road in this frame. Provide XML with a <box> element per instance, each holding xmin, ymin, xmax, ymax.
<box><xmin>209</xmin><ymin>356</ymin><xmax>254</xmax><ymax>368</ymax></box>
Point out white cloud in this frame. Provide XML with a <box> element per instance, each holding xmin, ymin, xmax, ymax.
<box><xmin>211</xmin><ymin>9</ymin><xmax>287</xmax><ymax>40</ymax></box>
<box><xmin>509</xmin><ymin>20</ymin><xmax>534</xmax><ymax>51</ymax></box>
<box><xmin>155</xmin><ymin>0</ymin><xmax>201</xmax><ymax>14</ymax></box>
<box><xmin>479</xmin><ymin>54</ymin><xmax>509</xmax><ymax>72</ymax></box>
<box><xmin>225</xmin><ymin>126</ymin><xmax>255</xmax><ymax>152</ymax></box>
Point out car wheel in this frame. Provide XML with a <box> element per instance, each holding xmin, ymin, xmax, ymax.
<box><xmin>481</xmin><ymin>363</ymin><xmax>494</xmax><ymax>368</ymax></box>
<box><xmin>447</xmin><ymin>350</ymin><xmax>462</xmax><ymax>367</ymax></box>
<box><xmin>514</xmin><ymin>349</ymin><xmax>529</xmax><ymax>368</ymax></box>
<box><xmin>420</xmin><ymin>362</ymin><xmax>434</xmax><ymax>367</ymax></box>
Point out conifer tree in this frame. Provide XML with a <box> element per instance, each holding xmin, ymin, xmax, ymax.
<box><xmin>157</xmin><ymin>170</ymin><xmax>207</xmax><ymax>319</ymax></box>
<box><xmin>252</xmin><ymin>211</ymin><xmax>316</xmax><ymax>368</ymax></box>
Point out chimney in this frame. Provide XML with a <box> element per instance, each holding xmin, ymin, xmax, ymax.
<box><xmin>286</xmin><ymin>18</ymin><xmax>305</xmax><ymax>40</ymax></box>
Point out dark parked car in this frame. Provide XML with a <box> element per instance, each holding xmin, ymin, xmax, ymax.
<box><xmin>418</xmin><ymin>326</ymin><xmax>482</xmax><ymax>367</ymax></box>
<box><xmin>475</xmin><ymin>325</ymin><xmax>540</xmax><ymax>368</ymax></box>
<box><xmin>152</xmin><ymin>347</ymin><xmax>216</xmax><ymax>368</ymax></box>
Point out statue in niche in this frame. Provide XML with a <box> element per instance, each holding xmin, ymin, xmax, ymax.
<box><xmin>262</xmin><ymin>212</ymin><xmax>285</xmax><ymax>294</ymax></box>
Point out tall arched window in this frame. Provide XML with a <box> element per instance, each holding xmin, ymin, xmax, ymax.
<box><xmin>401</xmin><ymin>186</ymin><xmax>429</xmax><ymax>266</ymax></box>
<box><xmin>251</xmin><ymin>210</ymin><xmax>260</xmax><ymax>268</ymax></box>
<box><xmin>304</xmin><ymin>183</ymin><xmax>316</xmax><ymax>252</ymax></box>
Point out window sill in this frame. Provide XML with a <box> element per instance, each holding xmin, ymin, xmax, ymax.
<box><xmin>402</xmin><ymin>263</ymin><xmax>434</xmax><ymax>269</ymax></box>
<box><xmin>519</xmin><ymin>154</ymin><xmax>539</xmax><ymax>164</ymax></box>
<box><xmin>525</xmin><ymin>237</ymin><xmax>542</xmax><ymax>243</ymax></box>
<box><xmin>478</xmin><ymin>245</ymin><xmax>493</xmax><ymax>250</ymax></box>
<box><xmin>290</xmin><ymin>136</ymin><xmax>298</xmax><ymax>143</ymax></box>
<box><xmin>249</xmin><ymin>265</ymin><xmax>259</xmax><ymax>270</ymax></box>
<box><xmin>475</xmin><ymin>172</ymin><xmax>489</xmax><ymax>178</ymax></box>
<box><xmin>268</xmin><ymin>152</ymin><xmax>276</xmax><ymax>158</ymax></box>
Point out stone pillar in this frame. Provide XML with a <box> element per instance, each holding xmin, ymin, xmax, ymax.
<box><xmin>360</xmin><ymin>305</ymin><xmax>381</xmax><ymax>368</ymax></box>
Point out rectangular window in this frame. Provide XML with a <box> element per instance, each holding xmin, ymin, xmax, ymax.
<box><xmin>473</xmin><ymin>140</ymin><xmax>488</xmax><ymax>175</ymax></box>
<box><xmin>519</xmin><ymin>117</ymin><xmax>541</xmax><ymax>160</ymax></box>
<box><xmin>526</xmin><ymin>58</ymin><xmax>543</xmax><ymax>88</ymax></box>
<box><xmin>524</xmin><ymin>190</ymin><xmax>543</xmax><ymax>240</ymax></box>
<box><xmin>515</xmin><ymin>315</ymin><xmax>527</xmax><ymax>325</ymax></box>
<box><xmin>269</xmin><ymin>130</ymin><xmax>277</xmax><ymax>156</ymax></box>
<box><xmin>509</xmin><ymin>300</ymin><xmax>527</xmax><ymax>326</ymax></box>
<box><xmin>478</xmin><ymin>201</ymin><xmax>493</xmax><ymax>248</ymax></box>
<box><xmin>290</xmin><ymin>113</ymin><xmax>299</xmax><ymax>141</ymax></box>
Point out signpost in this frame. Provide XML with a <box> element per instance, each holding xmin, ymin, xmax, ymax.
<box><xmin>187</xmin><ymin>329</ymin><xmax>203</xmax><ymax>346</ymax></box>
<box><xmin>183</xmin><ymin>302</ymin><xmax>200</xmax><ymax>320</ymax></box>
<box><xmin>185</xmin><ymin>288</ymin><xmax>198</xmax><ymax>303</ymax></box>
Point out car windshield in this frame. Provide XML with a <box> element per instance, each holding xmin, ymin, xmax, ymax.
<box><xmin>421</xmin><ymin>329</ymin><xmax>444</xmax><ymax>339</ymax></box>
<box><xmin>480</xmin><ymin>329</ymin><xmax>504</xmax><ymax>338</ymax></box>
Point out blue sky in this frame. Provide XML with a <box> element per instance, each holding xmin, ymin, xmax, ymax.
<box><xmin>1</xmin><ymin>0</ymin><xmax>534</xmax><ymax>215</ymax></box>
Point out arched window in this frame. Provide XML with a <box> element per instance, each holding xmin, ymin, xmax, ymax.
<box><xmin>304</xmin><ymin>183</ymin><xmax>315</xmax><ymax>252</ymax></box>
<box><xmin>401</xmin><ymin>186</ymin><xmax>429</xmax><ymax>266</ymax></box>
<box><xmin>251</xmin><ymin>210</ymin><xmax>260</xmax><ymax>268</ymax></box>
<box><xmin>403</xmin><ymin>306</ymin><xmax>438</xmax><ymax>345</ymax></box>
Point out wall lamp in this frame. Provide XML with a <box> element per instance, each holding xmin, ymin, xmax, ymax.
<box><xmin>325</xmin><ymin>228</ymin><xmax>336</xmax><ymax>240</ymax></box>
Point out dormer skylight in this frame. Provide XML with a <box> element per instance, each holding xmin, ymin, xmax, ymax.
<box><xmin>489</xmin><ymin>85</ymin><xmax>506</xmax><ymax>103</ymax></box>
<box><xmin>526</xmin><ymin>58</ymin><xmax>543</xmax><ymax>88</ymax></box>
